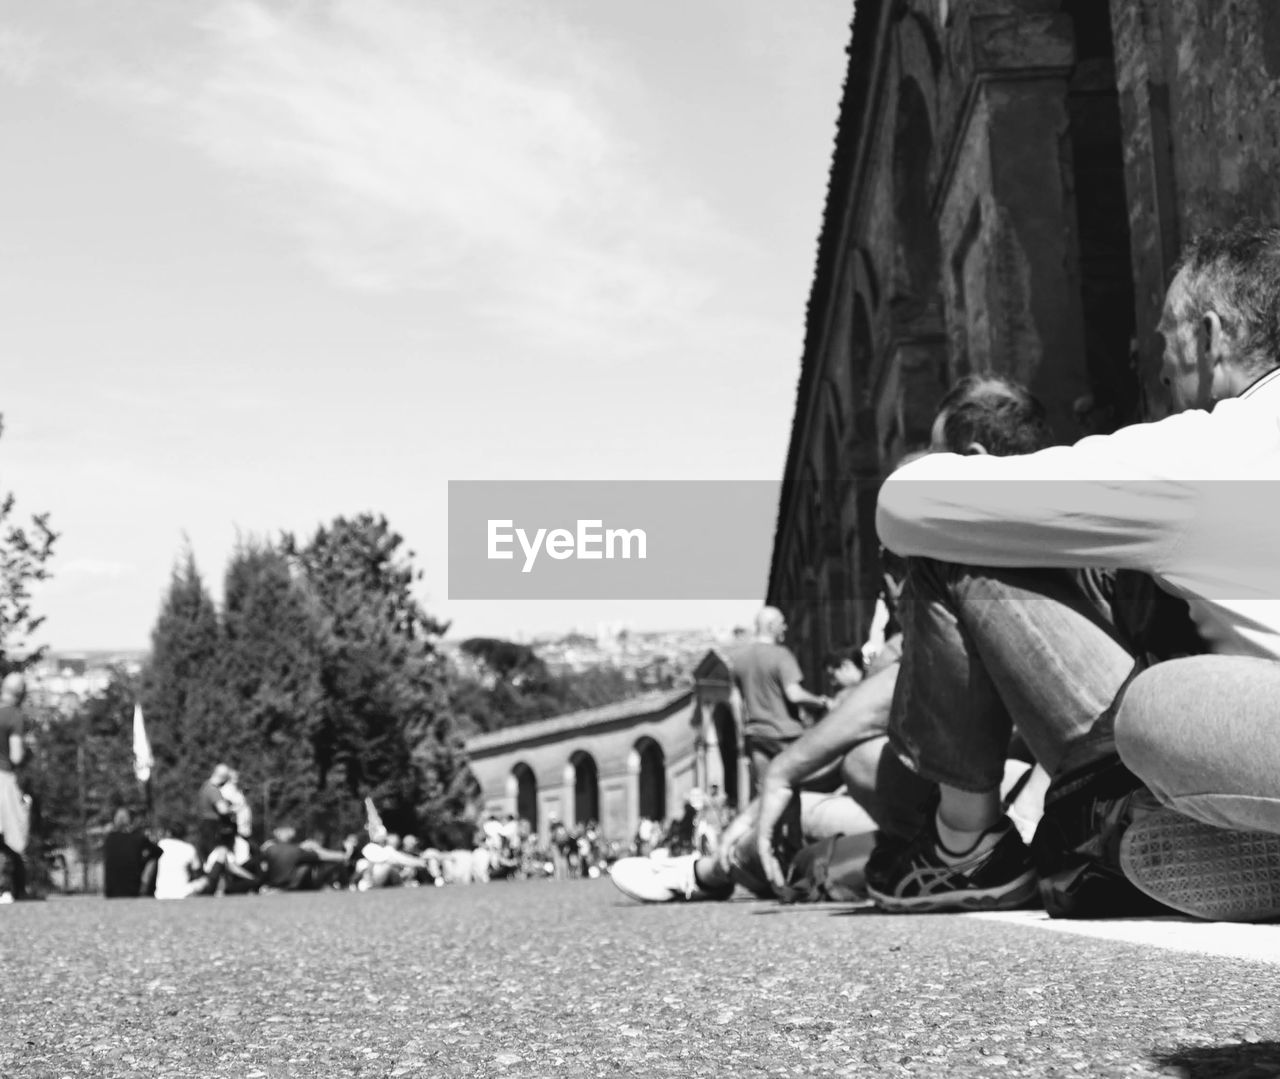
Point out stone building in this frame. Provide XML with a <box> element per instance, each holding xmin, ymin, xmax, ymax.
<box><xmin>769</xmin><ymin>0</ymin><xmax>1280</xmax><ymax>681</ymax></box>
<box><xmin>465</xmin><ymin>651</ymin><xmax>749</xmax><ymax>844</ymax></box>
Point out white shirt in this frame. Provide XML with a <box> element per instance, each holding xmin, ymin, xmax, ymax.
<box><xmin>154</xmin><ymin>838</ymin><xmax>201</xmax><ymax>900</ymax></box>
<box><xmin>877</xmin><ymin>372</ymin><xmax>1280</xmax><ymax>659</ymax></box>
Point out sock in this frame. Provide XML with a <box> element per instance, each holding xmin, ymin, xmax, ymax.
<box><xmin>935</xmin><ymin>811</ymin><xmax>1004</xmax><ymax>864</ymax></box>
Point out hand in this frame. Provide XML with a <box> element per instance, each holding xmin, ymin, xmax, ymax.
<box><xmin>714</xmin><ymin>806</ymin><xmax>757</xmax><ymax>878</ymax></box>
<box><xmin>755</xmin><ymin>780</ymin><xmax>795</xmax><ymax>895</ymax></box>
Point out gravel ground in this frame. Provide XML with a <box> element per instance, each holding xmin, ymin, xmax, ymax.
<box><xmin>2</xmin><ymin>878</ymin><xmax>1279</xmax><ymax>1078</ymax></box>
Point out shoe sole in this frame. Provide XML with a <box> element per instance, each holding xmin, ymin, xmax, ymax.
<box><xmin>1119</xmin><ymin>809</ymin><xmax>1280</xmax><ymax>922</ymax></box>
<box><xmin>867</xmin><ymin>870</ymin><xmax>1038</xmax><ymax>914</ymax></box>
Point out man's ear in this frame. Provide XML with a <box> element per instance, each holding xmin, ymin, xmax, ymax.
<box><xmin>963</xmin><ymin>442</ymin><xmax>989</xmax><ymax>456</ymax></box>
<box><xmin>1203</xmin><ymin>311</ymin><xmax>1230</xmax><ymax>368</ymax></box>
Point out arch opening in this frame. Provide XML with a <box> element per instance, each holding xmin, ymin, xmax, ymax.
<box><xmin>635</xmin><ymin>737</ymin><xmax>666</xmax><ymax>824</ymax></box>
<box><xmin>570</xmin><ymin>750</ymin><xmax>599</xmax><ymax>828</ymax></box>
<box><xmin>511</xmin><ymin>761</ymin><xmax>538</xmax><ymax>832</ymax></box>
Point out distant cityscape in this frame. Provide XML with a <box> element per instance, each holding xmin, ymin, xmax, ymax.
<box><xmin>439</xmin><ymin>623</ymin><xmax>746</xmax><ymax>692</ymax></box>
<box><xmin>27</xmin><ymin>624</ymin><xmax>746</xmax><ymax>716</ymax></box>
<box><xmin>26</xmin><ymin>651</ymin><xmax>147</xmax><ymax>716</ymax></box>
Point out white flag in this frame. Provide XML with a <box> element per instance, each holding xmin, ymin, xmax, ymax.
<box><xmin>132</xmin><ymin>703</ymin><xmax>153</xmax><ymax>784</ymax></box>
<box><xmin>364</xmin><ymin>796</ymin><xmax>387</xmax><ymax>843</ymax></box>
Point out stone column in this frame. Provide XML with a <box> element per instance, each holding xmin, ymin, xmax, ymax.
<box><xmin>625</xmin><ymin>749</ymin><xmax>641</xmax><ymax>843</ymax></box>
<box><xmin>562</xmin><ymin>762</ymin><xmax>576</xmax><ymax>830</ymax></box>
<box><xmin>938</xmin><ymin>9</ymin><xmax>1090</xmax><ymax>441</ymax></box>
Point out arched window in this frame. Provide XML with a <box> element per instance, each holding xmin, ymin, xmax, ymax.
<box><xmin>634</xmin><ymin>738</ymin><xmax>666</xmax><ymax>823</ymax></box>
<box><xmin>511</xmin><ymin>762</ymin><xmax>538</xmax><ymax>832</ymax></box>
<box><xmin>569</xmin><ymin>750</ymin><xmax>599</xmax><ymax>827</ymax></box>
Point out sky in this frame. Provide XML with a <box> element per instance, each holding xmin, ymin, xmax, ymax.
<box><xmin>0</xmin><ymin>0</ymin><xmax>854</xmax><ymax>653</ymax></box>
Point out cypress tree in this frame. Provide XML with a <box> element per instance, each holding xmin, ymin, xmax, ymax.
<box><xmin>208</xmin><ymin>538</ymin><xmax>325</xmax><ymax>839</ymax></box>
<box><xmin>140</xmin><ymin>552</ymin><xmax>221</xmax><ymax>827</ymax></box>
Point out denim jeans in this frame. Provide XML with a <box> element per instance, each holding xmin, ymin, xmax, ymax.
<box><xmin>1117</xmin><ymin>655</ymin><xmax>1280</xmax><ymax>833</ymax></box>
<box><xmin>888</xmin><ymin>558</ymin><xmax>1136</xmax><ymax>792</ymax></box>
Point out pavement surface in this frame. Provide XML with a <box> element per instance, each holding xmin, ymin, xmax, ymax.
<box><xmin>2</xmin><ymin>878</ymin><xmax>1280</xmax><ymax>1078</ymax></box>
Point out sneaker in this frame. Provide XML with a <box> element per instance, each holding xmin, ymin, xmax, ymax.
<box><xmin>1119</xmin><ymin>808</ymin><xmax>1280</xmax><ymax>922</ymax></box>
<box><xmin>608</xmin><ymin>854</ymin><xmax>733</xmax><ymax>904</ymax></box>
<box><xmin>0</xmin><ymin>892</ymin><xmax>12</xmax><ymax>905</ymax></box>
<box><xmin>867</xmin><ymin>816</ymin><xmax>1038</xmax><ymax>913</ymax></box>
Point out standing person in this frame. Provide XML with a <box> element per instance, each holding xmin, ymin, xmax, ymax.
<box><xmin>195</xmin><ymin>764</ymin><xmax>233</xmax><ymax>863</ymax></box>
<box><xmin>0</xmin><ymin>673</ymin><xmax>30</xmax><ymax>903</ymax></box>
<box><xmin>729</xmin><ymin>607</ymin><xmax>830</xmax><ymax>789</ymax></box>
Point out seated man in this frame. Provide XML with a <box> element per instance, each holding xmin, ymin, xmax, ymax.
<box><xmin>869</xmin><ymin>223</ymin><xmax>1280</xmax><ymax>920</ymax></box>
<box><xmin>102</xmin><ymin>808</ymin><xmax>162</xmax><ymax>899</ymax></box>
<box><xmin>154</xmin><ymin>822</ymin><xmax>222</xmax><ymax>900</ymax></box>
<box><xmin>609</xmin><ymin>374</ymin><xmax>1057</xmax><ymax>905</ymax></box>
<box><xmin>261</xmin><ymin>826</ymin><xmax>348</xmax><ymax>891</ymax></box>
<box><xmin>752</xmin><ymin>376</ymin><xmax>1058</xmax><ymax>896</ymax></box>
<box><xmin>354</xmin><ymin>833</ymin><xmax>430</xmax><ymax>890</ymax></box>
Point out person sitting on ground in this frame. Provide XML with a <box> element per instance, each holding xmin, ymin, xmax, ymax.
<box><xmin>754</xmin><ymin>375</ymin><xmax>1059</xmax><ymax>898</ymax></box>
<box><xmin>354</xmin><ymin>832</ymin><xmax>430</xmax><ymax>890</ymax></box>
<box><xmin>868</xmin><ymin>222</ymin><xmax>1280</xmax><ymax>920</ymax></box>
<box><xmin>260</xmin><ymin>826</ymin><xmax>348</xmax><ymax>892</ymax></box>
<box><xmin>155</xmin><ymin>821</ymin><xmax>232</xmax><ymax>900</ymax></box>
<box><xmin>610</xmin><ymin>374</ymin><xmax>1057</xmax><ymax>905</ymax></box>
<box><xmin>102</xmin><ymin>807</ymin><xmax>162</xmax><ymax>899</ymax></box>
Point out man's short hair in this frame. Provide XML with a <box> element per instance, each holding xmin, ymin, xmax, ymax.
<box><xmin>823</xmin><ymin>647</ymin><xmax>864</xmax><ymax>673</ymax></box>
<box><xmin>936</xmin><ymin>375</ymin><xmax>1053</xmax><ymax>456</ymax></box>
<box><xmin>1175</xmin><ymin>222</ymin><xmax>1280</xmax><ymax>377</ymax></box>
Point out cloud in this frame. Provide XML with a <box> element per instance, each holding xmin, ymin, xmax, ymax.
<box><xmin>33</xmin><ymin>0</ymin><xmax>737</xmax><ymax>355</ymax></box>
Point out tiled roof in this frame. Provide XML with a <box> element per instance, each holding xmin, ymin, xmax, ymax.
<box><xmin>464</xmin><ymin>687</ymin><xmax>694</xmax><ymax>756</ymax></box>
<box><xmin>769</xmin><ymin>0</ymin><xmax>884</xmax><ymax>601</ymax></box>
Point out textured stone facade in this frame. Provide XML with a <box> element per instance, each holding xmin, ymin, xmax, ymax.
<box><xmin>769</xmin><ymin>0</ymin><xmax>1279</xmax><ymax>682</ymax></box>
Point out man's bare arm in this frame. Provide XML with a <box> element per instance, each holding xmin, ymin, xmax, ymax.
<box><xmin>772</xmin><ymin>664</ymin><xmax>899</xmax><ymax>786</ymax></box>
<box><xmin>8</xmin><ymin>733</ymin><xmax>23</xmax><ymax>769</ymax></box>
<box><xmin>783</xmin><ymin>682</ymin><xmax>829</xmax><ymax>711</ymax></box>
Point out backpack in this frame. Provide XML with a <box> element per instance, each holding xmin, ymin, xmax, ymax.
<box><xmin>1028</xmin><ymin>568</ymin><xmax>1203</xmax><ymax>919</ymax></box>
<box><xmin>1029</xmin><ymin>728</ymin><xmax>1170</xmax><ymax>918</ymax></box>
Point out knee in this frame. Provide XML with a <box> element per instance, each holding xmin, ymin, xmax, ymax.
<box><xmin>841</xmin><ymin>742</ymin><xmax>880</xmax><ymax>799</ymax></box>
<box><xmin>1114</xmin><ymin>669</ymin><xmax>1162</xmax><ymax>778</ymax></box>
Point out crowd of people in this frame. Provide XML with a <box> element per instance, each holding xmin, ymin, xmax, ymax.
<box><xmin>612</xmin><ymin>222</ymin><xmax>1280</xmax><ymax>925</ymax></box>
<box><xmin>94</xmin><ymin>766</ymin><xmax>672</xmax><ymax>899</ymax></box>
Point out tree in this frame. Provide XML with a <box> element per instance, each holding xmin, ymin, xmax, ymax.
<box><xmin>450</xmin><ymin>638</ymin><xmax>636</xmax><ymax>735</ymax></box>
<box><xmin>204</xmin><ymin>538</ymin><xmax>326</xmax><ymax>837</ymax></box>
<box><xmin>0</xmin><ymin>415</ymin><xmax>58</xmax><ymax>671</ymax></box>
<box><xmin>140</xmin><ymin>552</ymin><xmax>221</xmax><ymax>826</ymax></box>
<box><xmin>24</xmin><ymin>669</ymin><xmax>144</xmax><ymax>878</ymax></box>
<box><xmin>285</xmin><ymin>514</ymin><xmax>477</xmax><ymax>842</ymax></box>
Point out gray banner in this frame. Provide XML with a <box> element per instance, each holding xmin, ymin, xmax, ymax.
<box><xmin>448</xmin><ymin>481</ymin><xmax>780</xmax><ymax>599</ymax></box>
